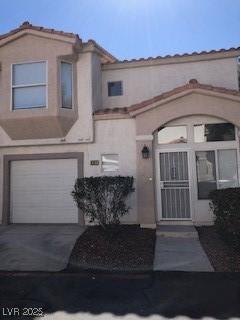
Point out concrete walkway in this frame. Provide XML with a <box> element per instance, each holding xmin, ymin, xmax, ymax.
<box><xmin>0</xmin><ymin>224</ymin><xmax>85</xmax><ymax>271</ymax></box>
<box><xmin>154</xmin><ymin>225</ymin><xmax>214</xmax><ymax>271</ymax></box>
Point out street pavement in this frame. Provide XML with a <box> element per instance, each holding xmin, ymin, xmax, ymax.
<box><xmin>0</xmin><ymin>271</ymin><xmax>239</xmax><ymax>319</ymax></box>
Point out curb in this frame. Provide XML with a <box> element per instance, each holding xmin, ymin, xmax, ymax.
<box><xmin>0</xmin><ymin>269</ymin><xmax>154</xmax><ymax>280</ymax></box>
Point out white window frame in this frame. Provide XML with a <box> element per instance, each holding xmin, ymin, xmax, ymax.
<box><xmin>11</xmin><ymin>60</ymin><xmax>48</xmax><ymax>110</ymax></box>
<box><xmin>193</xmin><ymin>122</ymin><xmax>236</xmax><ymax>143</ymax></box>
<box><xmin>101</xmin><ymin>154</ymin><xmax>120</xmax><ymax>173</ymax></box>
<box><xmin>195</xmin><ymin>147</ymin><xmax>240</xmax><ymax>197</ymax></box>
<box><xmin>60</xmin><ymin>60</ymin><xmax>74</xmax><ymax>109</ymax></box>
<box><xmin>157</xmin><ymin>125</ymin><xmax>188</xmax><ymax>145</ymax></box>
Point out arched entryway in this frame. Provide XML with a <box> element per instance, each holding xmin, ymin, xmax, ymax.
<box><xmin>154</xmin><ymin>115</ymin><xmax>240</xmax><ymax>225</ymax></box>
<box><xmin>131</xmin><ymin>85</ymin><xmax>240</xmax><ymax>227</ymax></box>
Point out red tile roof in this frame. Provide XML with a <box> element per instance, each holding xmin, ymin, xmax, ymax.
<box><xmin>94</xmin><ymin>107</ymin><xmax>128</xmax><ymax>115</ymax></box>
<box><xmin>0</xmin><ymin>22</ymin><xmax>117</xmax><ymax>62</ymax></box>
<box><xmin>94</xmin><ymin>80</ymin><xmax>240</xmax><ymax>116</ymax></box>
<box><xmin>1</xmin><ymin>22</ymin><xmax>238</xmax><ymax>65</ymax></box>
<box><xmin>0</xmin><ymin>21</ymin><xmax>80</xmax><ymax>41</ymax></box>
<box><xmin>104</xmin><ymin>47</ymin><xmax>240</xmax><ymax>65</ymax></box>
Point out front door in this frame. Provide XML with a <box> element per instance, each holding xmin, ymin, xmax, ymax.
<box><xmin>158</xmin><ymin>151</ymin><xmax>191</xmax><ymax>220</ymax></box>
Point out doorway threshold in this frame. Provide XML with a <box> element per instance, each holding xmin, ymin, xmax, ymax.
<box><xmin>156</xmin><ymin>225</ymin><xmax>198</xmax><ymax>238</ymax></box>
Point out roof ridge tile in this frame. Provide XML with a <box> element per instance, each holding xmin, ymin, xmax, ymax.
<box><xmin>0</xmin><ymin>21</ymin><xmax>79</xmax><ymax>41</ymax></box>
<box><xmin>104</xmin><ymin>46</ymin><xmax>240</xmax><ymax>65</ymax></box>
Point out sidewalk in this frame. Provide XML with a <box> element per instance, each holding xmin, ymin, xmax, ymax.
<box><xmin>154</xmin><ymin>226</ymin><xmax>214</xmax><ymax>271</ymax></box>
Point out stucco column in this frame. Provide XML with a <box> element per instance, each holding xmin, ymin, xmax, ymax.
<box><xmin>136</xmin><ymin>137</ymin><xmax>156</xmax><ymax>228</ymax></box>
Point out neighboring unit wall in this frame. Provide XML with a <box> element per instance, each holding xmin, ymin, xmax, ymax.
<box><xmin>102</xmin><ymin>57</ymin><xmax>239</xmax><ymax>108</ymax></box>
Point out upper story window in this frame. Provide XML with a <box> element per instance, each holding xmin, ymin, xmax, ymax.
<box><xmin>194</xmin><ymin>123</ymin><xmax>235</xmax><ymax>143</ymax></box>
<box><xmin>108</xmin><ymin>81</ymin><xmax>123</xmax><ymax>96</ymax></box>
<box><xmin>12</xmin><ymin>61</ymin><xmax>47</xmax><ymax>109</ymax></box>
<box><xmin>61</xmin><ymin>62</ymin><xmax>73</xmax><ymax>109</ymax></box>
<box><xmin>158</xmin><ymin>126</ymin><xmax>187</xmax><ymax>144</ymax></box>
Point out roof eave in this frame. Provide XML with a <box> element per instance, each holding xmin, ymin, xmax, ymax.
<box><xmin>82</xmin><ymin>40</ymin><xmax>117</xmax><ymax>63</ymax></box>
<box><xmin>0</xmin><ymin>22</ymin><xmax>81</xmax><ymax>47</ymax></box>
<box><xmin>102</xmin><ymin>48</ymin><xmax>240</xmax><ymax>70</ymax></box>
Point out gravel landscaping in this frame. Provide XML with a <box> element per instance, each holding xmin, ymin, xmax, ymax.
<box><xmin>197</xmin><ymin>226</ymin><xmax>240</xmax><ymax>272</ymax></box>
<box><xmin>67</xmin><ymin>225</ymin><xmax>156</xmax><ymax>272</ymax></box>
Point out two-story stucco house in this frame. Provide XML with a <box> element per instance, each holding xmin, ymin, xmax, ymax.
<box><xmin>0</xmin><ymin>21</ymin><xmax>240</xmax><ymax>227</ymax></box>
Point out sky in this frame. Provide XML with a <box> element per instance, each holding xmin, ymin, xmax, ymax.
<box><xmin>0</xmin><ymin>0</ymin><xmax>240</xmax><ymax>60</ymax></box>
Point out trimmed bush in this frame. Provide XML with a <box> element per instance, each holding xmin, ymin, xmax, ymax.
<box><xmin>209</xmin><ymin>188</ymin><xmax>240</xmax><ymax>248</ymax></box>
<box><xmin>72</xmin><ymin>176</ymin><xmax>135</xmax><ymax>230</ymax></box>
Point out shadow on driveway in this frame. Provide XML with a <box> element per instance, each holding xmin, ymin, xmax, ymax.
<box><xmin>0</xmin><ymin>225</ymin><xmax>85</xmax><ymax>272</ymax></box>
<box><xmin>0</xmin><ymin>271</ymin><xmax>239</xmax><ymax>319</ymax></box>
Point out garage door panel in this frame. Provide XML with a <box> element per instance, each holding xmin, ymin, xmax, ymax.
<box><xmin>10</xmin><ymin>159</ymin><xmax>78</xmax><ymax>223</ymax></box>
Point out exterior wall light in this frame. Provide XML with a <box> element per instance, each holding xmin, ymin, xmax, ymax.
<box><xmin>142</xmin><ymin>145</ymin><xmax>150</xmax><ymax>159</ymax></box>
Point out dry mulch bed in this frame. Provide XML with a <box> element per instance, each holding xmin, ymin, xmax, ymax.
<box><xmin>197</xmin><ymin>226</ymin><xmax>240</xmax><ymax>272</ymax></box>
<box><xmin>68</xmin><ymin>225</ymin><xmax>156</xmax><ymax>272</ymax></box>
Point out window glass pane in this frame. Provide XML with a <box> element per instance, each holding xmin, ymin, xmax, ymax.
<box><xmin>101</xmin><ymin>154</ymin><xmax>119</xmax><ymax>172</ymax></box>
<box><xmin>158</xmin><ymin>126</ymin><xmax>187</xmax><ymax>144</ymax></box>
<box><xmin>61</xmin><ymin>62</ymin><xmax>72</xmax><ymax>108</ymax></box>
<box><xmin>196</xmin><ymin>151</ymin><xmax>217</xmax><ymax>199</ymax></box>
<box><xmin>13</xmin><ymin>86</ymin><xmax>46</xmax><ymax>109</ymax></box>
<box><xmin>108</xmin><ymin>81</ymin><xmax>123</xmax><ymax>96</ymax></box>
<box><xmin>194</xmin><ymin>123</ymin><xmax>235</xmax><ymax>142</ymax></box>
<box><xmin>13</xmin><ymin>62</ymin><xmax>46</xmax><ymax>86</ymax></box>
<box><xmin>218</xmin><ymin>149</ymin><xmax>239</xmax><ymax>189</ymax></box>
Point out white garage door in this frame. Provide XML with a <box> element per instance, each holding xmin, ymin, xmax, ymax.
<box><xmin>10</xmin><ymin>159</ymin><xmax>78</xmax><ymax>223</ymax></box>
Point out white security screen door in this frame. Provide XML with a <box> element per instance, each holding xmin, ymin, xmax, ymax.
<box><xmin>159</xmin><ymin>151</ymin><xmax>191</xmax><ymax>219</ymax></box>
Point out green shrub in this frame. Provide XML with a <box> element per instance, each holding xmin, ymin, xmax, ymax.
<box><xmin>72</xmin><ymin>176</ymin><xmax>135</xmax><ymax>230</ymax></box>
<box><xmin>209</xmin><ymin>188</ymin><xmax>240</xmax><ymax>248</ymax></box>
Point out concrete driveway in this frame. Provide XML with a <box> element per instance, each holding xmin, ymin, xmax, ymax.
<box><xmin>0</xmin><ymin>224</ymin><xmax>85</xmax><ymax>271</ymax></box>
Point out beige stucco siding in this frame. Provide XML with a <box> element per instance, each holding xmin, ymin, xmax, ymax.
<box><xmin>102</xmin><ymin>57</ymin><xmax>239</xmax><ymax>108</ymax></box>
<box><xmin>0</xmin><ymin>33</ymin><xmax>78</xmax><ymax>138</ymax></box>
<box><xmin>0</xmin><ymin>33</ymin><xmax>100</xmax><ymax>141</ymax></box>
<box><xmin>86</xmin><ymin>119</ymin><xmax>137</xmax><ymax>223</ymax></box>
<box><xmin>135</xmin><ymin>92</ymin><xmax>240</xmax><ymax>135</ymax></box>
<box><xmin>134</xmin><ymin>91</ymin><xmax>240</xmax><ymax>227</ymax></box>
<box><xmin>0</xmin><ymin>118</ymin><xmax>137</xmax><ymax>224</ymax></box>
<box><xmin>91</xmin><ymin>52</ymin><xmax>102</xmax><ymax>111</ymax></box>
<box><xmin>0</xmin><ymin>49</ymin><xmax>97</xmax><ymax>145</ymax></box>
<box><xmin>0</xmin><ymin>34</ymin><xmax>72</xmax><ymax>116</ymax></box>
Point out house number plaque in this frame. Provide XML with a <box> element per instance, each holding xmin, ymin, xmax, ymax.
<box><xmin>90</xmin><ymin>160</ymin><xmax>100</xmax><ymax>166</ymax></box>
